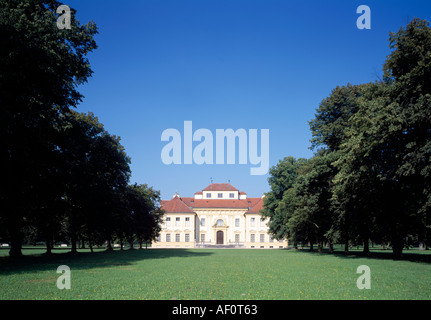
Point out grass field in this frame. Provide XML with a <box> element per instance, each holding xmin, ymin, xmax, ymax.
<box><xmin>1</xmin><ymin>247</ymin><xmax>430</xmax><ymax>300</ymax></box>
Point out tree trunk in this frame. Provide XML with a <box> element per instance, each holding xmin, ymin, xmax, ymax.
<box><xmin>329</xmin><ymin>242</ymin><xmax>334</xmax><ymax>253</ymax></box>
<box><xmin>392</xmin><ymin>237</ymin><xmax>404</xmax><ymax>259</ymax></box>
<box><xmin>344</xmin><ymin>242</ymin><xmax>349</xmax><ymax>254</ymax></box>
<box><xmin>363</xmin><ymin>238</ymin><xmax>370</xmax><ymax>255</ymax></box>
<box><xmin>309</xmin><ymin>242</ymin><xmax>314</xmax><ymax>252</ymax></box>
<box><xmin>70</xmin><ymin>233</ymin><xmax>77</xmax><ymax>254</ymax></box>
<box><xmin>105</xmin><ymin>239</ymin><xmax>113</xmax><ymax>251</ymax></box>
<box><xmin>293</xmin><ymin>242</ymin><xmax>298</xmax><ymax>250</ymax></box>
<box><xmin>9</xmin><ymin>227</ymin><xmax>23</xmax><ymax>258</ymax></box>
<box><xmin>9</xmin><ymin>220</ymin><xmax>22</xmax><ymax>258</ymax></box>
<box><xmin>45</xmin><ymin>237</ymin><xmax>52</xmax><ymax>255</ymax></box>
<box><xmin>89</xmin><ymin>240</ymin><xmax>94</xmax><ymax>253</ymax></box>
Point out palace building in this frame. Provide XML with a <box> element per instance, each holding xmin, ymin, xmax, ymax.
<box><xmin>152</xmin><ymin>183</ymin><xmax>288</xmax><ymax>249</ymax></box>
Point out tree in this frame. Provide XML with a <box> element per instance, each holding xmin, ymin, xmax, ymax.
<box><xmin>277</xmin><ymin>152</ymin><xmax>337</xmax><ymax>252</ymax></box>
<box><xmin>334</xmin><ymin>19</ymin><xmax>431</xmax><ymax>258</ymax></box>
<box><xmin>261</xmin><ymin>157</ymin><xmax>308</xmax><ymax>241</ymax></box>
<box><xmin>310</xmin><ymin>83</ymin><xmax>373</xmax><ymax>152</ymax></box>
<box><xmin>383</xmin><ymin>18</ymin><xmax>431</xmax><ymax>251</ymax></box>
<box><xmin>309</xmin><ymin>83</ymin><xmax>375</xmax><ymax>253</ymax></box>
<box><xmin>125</xmin><ymin>184</ymin><xmax>163</xmax><ymax>249</ymax></box>
<box><xmin>0</xmin><ymin>0</ymin><xmax>97</xmax><ymax>257</ymax></box>
<box><xmin>60</xmin><ymin>111</ymin><xmax>131</xmax><ymax>254</ymax></box>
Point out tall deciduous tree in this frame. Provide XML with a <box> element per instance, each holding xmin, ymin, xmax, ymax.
<box><xmin>0</xmin><ymin>0</ymin><xmax>97</xmax><ymax>256</ymax></box>
<box><xmin>335</xmin><ymin>18</ymin><xmax>431</xmax><ymax>257</ymax></box>
<box><xmin>261</xmin><ymin>157</ymin><xmax>308</xmax><ymax>241</ymax></box>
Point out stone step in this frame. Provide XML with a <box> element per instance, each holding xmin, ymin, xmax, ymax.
<box><xmin>197</xmin><ymin>244</ymin><xmax>245</xmax><ymax>249</ymax></box>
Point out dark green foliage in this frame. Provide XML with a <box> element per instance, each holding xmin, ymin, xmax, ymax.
<box><xmin>261</xmin><ymin>157</ymin><xmax>308</xmax><ymax>241</ymax></box>
<box><xmin>264</xmin><ymin>18</ymin><xmax>431</xmax><ymax>258</ymax></box>
<box><xmin>0</xmin><ymin>0</ymin><xmax>162</xmax><ymax>256</ymax></box>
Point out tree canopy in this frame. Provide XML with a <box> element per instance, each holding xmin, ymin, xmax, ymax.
<box><xmin>263</xmin><ymin>18</ymin><xmax>431</xmax><ymax>258</ymax></box>
<box><xmin>0</xmin><ymin>0</ymin><xmax>163</xmax><ymax>256</ymax></box>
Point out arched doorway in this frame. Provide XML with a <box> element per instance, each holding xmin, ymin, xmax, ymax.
<box><xmin>216</xmin><ymin>231</ymin><xmax>224</xmax><ymax>244</ymax></box>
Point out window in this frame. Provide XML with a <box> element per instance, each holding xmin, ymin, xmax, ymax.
<box><xmin>235</xmin><ymin>218</ymin><xmax>240</xmax><ymax>227</ymax></box>
<box><xmin>260</xmin><ymin>218</ymin><xmax>266</xmax><ymax>227</ymax></box>
<box><xmin>269</xmin><ymin>235</ymin><xmax>274</xmax><ymax>243</ymax></box>
<box><xmin>218</xmin><ymin>193</ymin><xmax>223</xmax><ymax>198</ymax></box>
<box><xmin>175</xmin><ymin>217</ymin><xmax>180</xmax><ymax>226</ymax></box>
<box><xmin>185</xmin><ymin>234</ymin><xmax>190</xmax><ymax>242</ymax></box>
<box><xmin>216</xmin><ymin>219</ymin><xmax>224</xmax><ymax>226</ymax></box>
<box><xmin>235</xmin><ymin>234</ymin><xmax>240</xmax><ymax>243</ymax></box>
<box><xmin>206</xmin><ymin>193</ymin><xmax>211</xmax><ymax>198</ymax></box>
<box><xmin>166</xmin><ymin>217</ymin><xmax>171</xmax><ymax>227</ymax></box>
<box><xmin>251</xmin><ymin>217</ymin><xmax>255</xmax><ymax>227</ymax></box>
<box><xmin>229</xmin><ymin>193</ymin><xmax>235</xmax><ymax>198</ymax></box>
<box><xmin>260</xmin><ymin>234</ymin><xmax>265</xmax><ymax>242</ymax></box>
<box><xmin>250</xmin><ymin>234</ymin><xmax>255</xmax><ymax>242</ymax></box>
<box><xmin>157</xmin><ymin>235</ymin><xmax>161</xmax><ymax>242</ymax></box>
<box><xmin>175</xmin><ymin>234</ymin><xmax>180</xmax><ymax>242</ymax></box>
<box><xmin>166</xmin><ymin>234</ymin><xmax>171</xmax><ymax>242</ymax></box>
<box><xmin>185</xmin><ymin>217</ymin><xmax>190</xmax><ymax>227</ymax></box>
<box><xmin>200</xmin><ymin>234</ymin><xmax>205</xmax><ymax>243</ymax></box>
<box><xmin>201</xmin><ymin>218</ymin><xmax>206</xmax><ymax>227</ymax></box>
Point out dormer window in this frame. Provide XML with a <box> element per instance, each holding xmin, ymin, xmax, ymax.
<box><xmin>218</xmin><ymin>193</ymin><xmax>223</xmax><ymax>198</ymax></box>
<box><xmin>229</xmin><ymin>193</ymin><xmax>234</xmax><ymax>198</ymax></box>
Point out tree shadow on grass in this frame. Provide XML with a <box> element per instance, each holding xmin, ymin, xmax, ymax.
<box><xmin>289</xmin><ymin>247</ymin><xmax>431</xmax><ymax>264</ymax></box>
<box><xmin>0</xmin><ymin>248</ymin><xmax>214</xmax><ymax>276</ymax></box>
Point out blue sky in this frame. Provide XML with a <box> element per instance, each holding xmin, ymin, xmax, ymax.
<box><xmin>69</xmin><ymin>0</ymin><xmax>431</xmax><ymax>199</ymax></box>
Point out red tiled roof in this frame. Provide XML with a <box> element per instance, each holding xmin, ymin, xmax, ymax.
<box><xmin>247</xmin><ymin>198</ymin><xmax>264</xmax><ymax>214</ymax></box>
<box><xmin>160</xmin><ymin>196</ymin><xmax>194</xmax><ymax>213</ymax></box>
<box><xmin>189</xmin><ymin>198</ymin><xmax>261</xmax><ymax>209</ymax></box>
<box><xmin>202</xmin><ymin>183</ymin><xmax>238</xmax><ymax>192</ymax></box>
<box><xmin>161</xmin><ymin>195</ymin><xmax>265</xmax><ymax>212</ymax></box>
<box><xmin>180</xmin><ymin>197</ymin><xmax>195</xmax><ymax>207</ymax></box>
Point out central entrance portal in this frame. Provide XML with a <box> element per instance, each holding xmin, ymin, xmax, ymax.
<box><xmin>216</xmin><ymin>231</ymin><xmax>224</xmax><ymax>245</ymax></box>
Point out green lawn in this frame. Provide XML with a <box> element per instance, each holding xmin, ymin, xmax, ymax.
<box><xmin>0</xmin><ymin>247</ymin><xmax>430</xmax><ymax>300</ymax></box>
